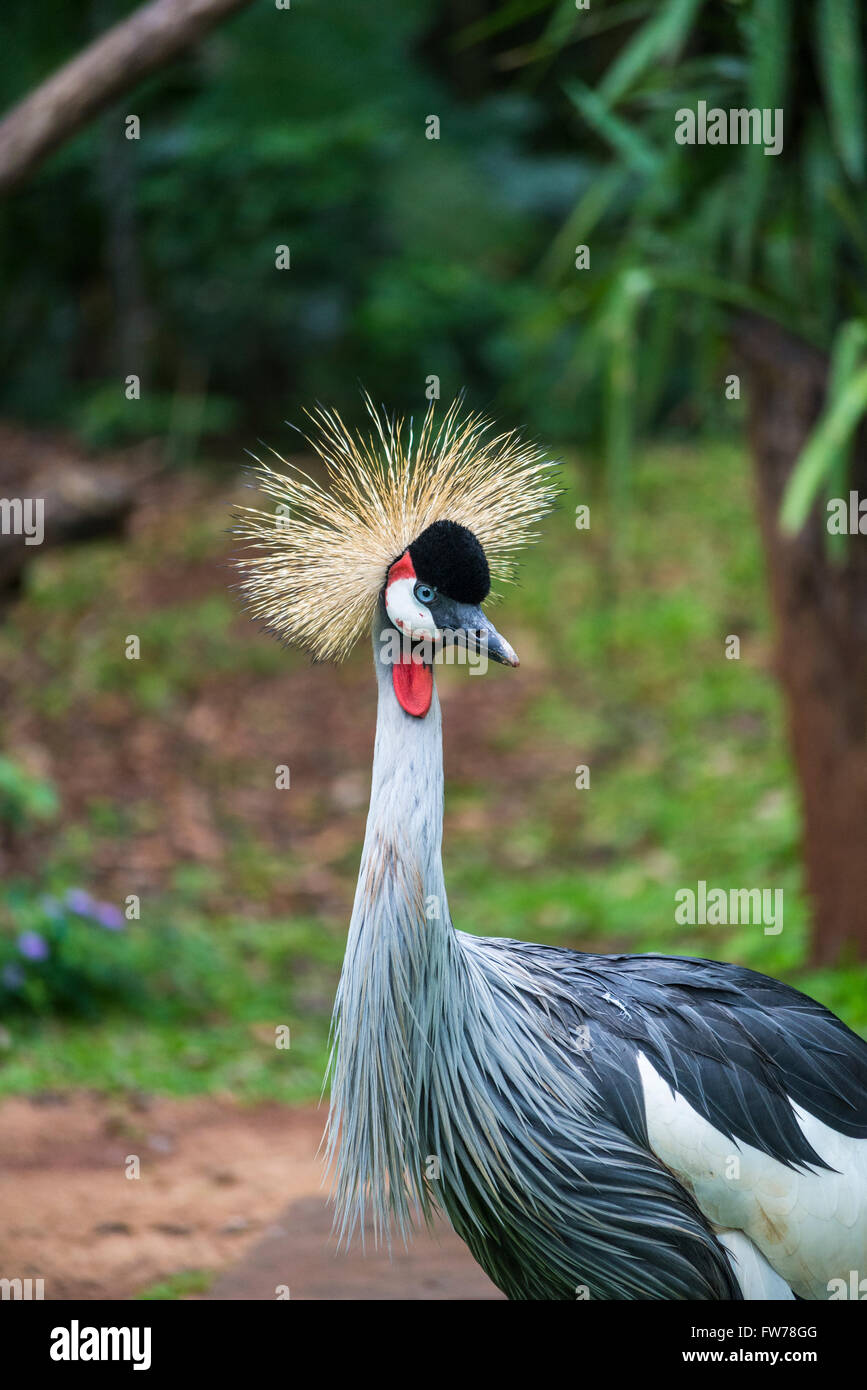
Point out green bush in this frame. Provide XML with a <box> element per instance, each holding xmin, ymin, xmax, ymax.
<box><xmin>0</xmin><ymin>885</ymin><xmax>140</xmax><ymax>1018</ymax></box>
<box><xmin>0</xmin><ymin>757</ymin><xmax>58</xmax><ymax>831</ymax></box>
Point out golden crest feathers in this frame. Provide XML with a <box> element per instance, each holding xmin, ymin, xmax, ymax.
<box><xmin>233</xmin><ymin>396</ymin><xmax>558</xmax><ymax>661</ymax></box>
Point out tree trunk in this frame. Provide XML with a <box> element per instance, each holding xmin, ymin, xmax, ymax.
<box><xmin>0</xmin><ymin>0</ymin><xmax>253</xmax><ymax>193</ymax></box>
<box><xmin>737</xmin><ymin>315</ymin><xmax>867</xmax><ymax>964</ymax></box>
<box><xmin>97</xmin><ymin>106</ymin><xmax>151</xmax><ymax>379</ymax></box>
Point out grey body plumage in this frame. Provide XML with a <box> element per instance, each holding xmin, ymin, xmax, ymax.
<box><xmin>326</xmin><ymin>605</ymin><xmax>867</xmax><ymax>1299</ymax></box>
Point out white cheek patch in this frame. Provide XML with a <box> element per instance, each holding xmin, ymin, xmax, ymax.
<box><xmin>385</xmin><ymin>576</ymin><xmax>438</xmax><ymax>640</ymax></box>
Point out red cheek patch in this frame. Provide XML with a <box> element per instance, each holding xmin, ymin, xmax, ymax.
<box><xmin>386</xmin><ymin>549</ymin><xmax>433</xmax><ymax>717</ymax></box>
<box><xmin>392</xmin><ymin>652</ymin><xmax>433</xmax><ymax>718</ymax></box>
<box><xmin>386</xmin><ymin>550</ymin><xmax>416</xmax><ymax>587</ymax></box>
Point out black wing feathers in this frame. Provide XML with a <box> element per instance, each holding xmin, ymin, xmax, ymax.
<box><xmin>485</xmin><ymin>941</ymin><xmax>867</xmax><ymax>1170</ymax></box>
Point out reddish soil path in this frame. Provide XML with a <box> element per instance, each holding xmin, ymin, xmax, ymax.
<box><xmin>207</xmin><ymin>1196</ymin><xmax>501</xmax><ymax>1300</ymax></box>
<box><xmin>0</xmin><ymin>1092</ymin><xmax>500</xmax><ymax>1299</ymax></box>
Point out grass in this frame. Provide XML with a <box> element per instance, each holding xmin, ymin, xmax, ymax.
<box><xmin>134</xmin><ymin>1270</ymin><xmax>215</xmax><ymax>1300</ymax></box>
<box><xmin>0</xmin><ymin>909</ymin><xmax>342</xmax><ymax>1101</ymax></box>
<box><xmin>0</xmin><ymin>437</ymin><xmax>864</xmax><ymax>1101</ymax></box>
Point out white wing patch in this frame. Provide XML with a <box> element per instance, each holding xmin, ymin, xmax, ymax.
<box><xmin>717</xmin><ymin>1230</ymin><xmax>794</xmax><ymax>1299</ymax></box>
<box><xmin>637</xmin><ymin>1051</ymin><xmax>867</xmax><ymax>1300</ymax></box>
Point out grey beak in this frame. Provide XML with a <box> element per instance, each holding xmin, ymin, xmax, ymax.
<box><xmin>443</xmin><ymin>602</ymin><xmax>520</xmax><ymax>667</ymax></box>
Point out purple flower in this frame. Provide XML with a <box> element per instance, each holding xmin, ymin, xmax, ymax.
<box><xmin>65</xmin><ymin>888</ymin><xmax>96</xmax><ymax>917</ymax></box>
<box><xmin>17</xmin><ymin>931</ymin><xmax>48</xmax><ymax>961</ymax></box>
<box><xmin>93</xmin><ymin>901</ymin><xmax>125</xmax><ymax>931</ymax></box>
<box><xmin>2</xmin><ymin>963</ymin><xmax>24</xmax><ymax>990</ymax></box>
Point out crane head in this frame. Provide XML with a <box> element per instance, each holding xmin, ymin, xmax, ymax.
<box><xmin>234</xmin><ymin>397</ymin><xmax>557</xmax><ymax>668</ymax></box>
<box><xmin>384</xmin><ymin>519</ymin><xmax>518</xmax><ymax>717</ymax></box>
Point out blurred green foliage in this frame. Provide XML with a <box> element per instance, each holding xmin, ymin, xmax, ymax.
<box><xmin>1</xmin><ymin>1</ymin><xmax>865</xmax><ymax>462</ymax></box>
<box><xmin>0</xmin><ymin>756</ymin><xmax>58</xmax><ymax>829</ymax></box>
<box><xmin>0</xmin><ymin>0</ymin><xmax>587</xmax><ymax>442</ymax></box>
<box><xmin>72</xmin><ymin>383</ymin><xmax>238</xmax><ymax>451</ymax></box>
<box><xmin>135</xmin><ymin>1270</ymin><xmax>215</xmax><ymax>1300</ymax></box>
<box><xmin>518</xmin><ymin>0</ymin><xmax>867</xmax><ymax>513</ymax></box>
<box><xmin>0</xmin><ymin>885</ymin><xmax>135</xmax><ymax>1017</ymax></box>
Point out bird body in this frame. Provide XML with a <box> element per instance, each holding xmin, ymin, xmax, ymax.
<box><xmin>325</xmin><ymin>607</ymin><xmax>867</xmax><ymax>1299</ymax></box>
<box><xmin>236</xmin><ymin>399</ymin><xmax>867</xmax><ymax>1300</ymax></box>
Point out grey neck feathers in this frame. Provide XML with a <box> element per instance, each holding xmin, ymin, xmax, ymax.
<box><xmin>324</xmin><ymin>607</ymin><xmax>627</xmax><ymax>1295</ymax></box>
<box><xmin>326</xmin><ymin>600</ymin><xmax>465</xmax><ymax>1242</ymax></box>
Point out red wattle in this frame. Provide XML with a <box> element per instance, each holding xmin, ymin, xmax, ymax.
<box><xmin>392</xmin><ymin>657</ymin><xmax>433</xmax><ymax>718</ymax></box>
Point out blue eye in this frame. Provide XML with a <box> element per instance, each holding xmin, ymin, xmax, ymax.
<box><xmin>415</xmin><ymin>583</ymin><xmax>437</xmax><ymax>605</ymax></box>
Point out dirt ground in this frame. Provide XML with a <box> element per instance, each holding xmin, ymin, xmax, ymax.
<box><xmin>0</xmin><ymin>1091</ymin><xmax>500</xmax><ymax>1300</ymax></box>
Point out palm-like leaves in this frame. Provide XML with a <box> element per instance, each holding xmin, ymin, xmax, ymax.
<box><xmin>484</xmin><ymin>0</ymin><xmax>867</xmax><ymax>530</ymax></box>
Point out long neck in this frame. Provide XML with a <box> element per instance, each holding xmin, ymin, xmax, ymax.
<box><xmin>358</xmin><ymin>601</ymin><xmax>449</xmax><ymax>925</ymax></box>
<box><xmin>326</xmin><ymin>609</ymin><xmax>597</xmax><ymax>1259</ymax></box>
<box><xmin>326</xmin><ymin>601</ymin><xmax>461</xmax><ymax>1240</ymax></box>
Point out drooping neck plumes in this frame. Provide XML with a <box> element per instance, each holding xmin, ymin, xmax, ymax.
<box><xmin>325</xmin><ymin>601</ymin><xmax>465</xmax><ymax>1242</ymax></box>
<box><xmin>324</xmin><ymin>607</ymin><xmax>612</xmax><ymax>1296</ymax></box>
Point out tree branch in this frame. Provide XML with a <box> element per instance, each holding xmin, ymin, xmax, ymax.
<box><xmin>0</xmin><ymin>0</ymin><xmax>254</xmax><ymax>194</ymax></box>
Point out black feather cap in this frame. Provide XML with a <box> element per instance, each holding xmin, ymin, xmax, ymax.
<box><xmin>408</xmin><ymin>519</ymin><xmax>491</xmax><ymax>605</ymax></box>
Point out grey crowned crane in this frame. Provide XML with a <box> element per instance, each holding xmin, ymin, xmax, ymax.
<box><xmin>236</xmin><ymin>399</ymin><xmax>867</xmax><ymax>1301</ymax></box>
